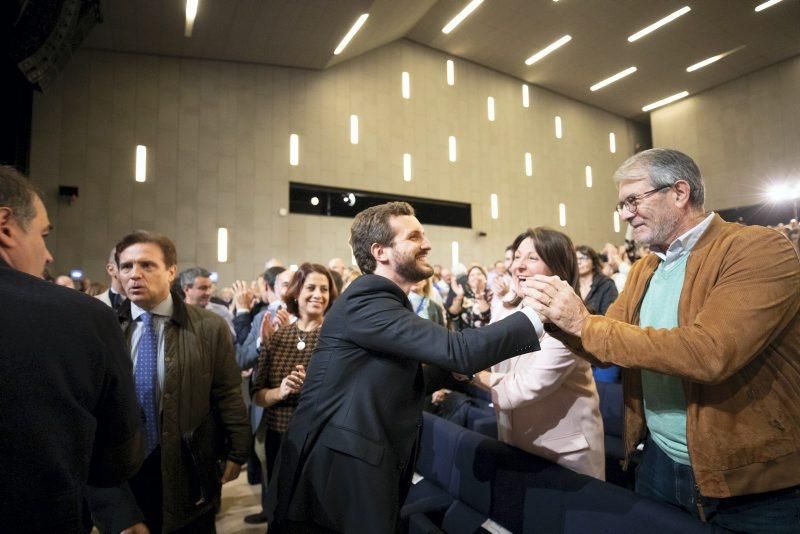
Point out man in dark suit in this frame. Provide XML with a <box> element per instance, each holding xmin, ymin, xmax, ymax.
<box><xmin>88</xmin><ymin>231</ymin><xmax>251</xmax><ymax>533</ymax></box>
<box><xmin>265</xmin><ymin>201</ymin><xmax>545</xmax><ymax>533</ymax></box>
<box><xmin>0</xmin><ymin>165</ymin><xmax>143</xmax><ymax>532</ymax></box>
<box><xmin>96</xmin><ymin>246</ymin><xmax>126</xmax><ymax>309</ymax></box>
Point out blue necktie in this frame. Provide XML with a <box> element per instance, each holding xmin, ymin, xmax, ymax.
<box><xmin>135</xmin><ymin>312</ymin><xmax>159</xmax><ymax>456</ymax></box>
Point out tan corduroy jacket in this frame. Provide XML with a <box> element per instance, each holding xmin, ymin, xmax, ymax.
<box><xmin>567</xmin><ymin>215</ymin><xmax>800</xmax><ymax>498</ymax></box>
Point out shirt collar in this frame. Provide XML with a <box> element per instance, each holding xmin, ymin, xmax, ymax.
<box><xmin>653</xmin><ymin>212</ymin><xmax>715</xmax><ymax>266</ymax></box>
<box><xmin>131</xmin><ymin>293</ymin><xmax>174</xmax><ymax>321</ymax></box>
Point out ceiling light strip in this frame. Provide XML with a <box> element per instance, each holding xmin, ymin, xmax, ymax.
<box><xmin>442</xmin><ymin>0</ymin><xmax>485</xmax><ymax>34</ymax></box>
<box><xmin>185</xmin><ymin>0</ymin><xmax>198</xmax><ymax>37</ymax></box>
<box><xmin>334</xmin><ymin>13</ymin><xmax>369</xmax><ymax>55</ymax></box>
<box><xmin>686</xmin><ymin>46</ymin><xmax>745</xmax><ymax>72</ymax></box>
<box><xmin>628</xmin><ymin>6</ymin><xmax>691</xmax><ymax>42</ymax></box>
<box><xmin>642</xmin><ymin>91</ymin><xmax>689</xmax><ymax>112</ymax></box>
<box><xmin>755</xmin><ymin>0</ymin><xmax>785</xmax><ymax>12</ymax></box>
<box><xmin>525</xmin><ymin>35</ymin><xmax>572</xmax><ymax>65</ymax></box>
<box><xmin>590</xmin><ymin>66</ymin><xmax>637</xmax><ymax>91</ymax></box>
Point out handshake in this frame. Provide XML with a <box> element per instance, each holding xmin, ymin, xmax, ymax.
<box><xmin>518</xmin><ymin>275</ymin><xmax>590</xmax><ymax>338</ymax></box>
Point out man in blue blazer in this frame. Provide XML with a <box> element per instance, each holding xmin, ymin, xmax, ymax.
<box><xmin>266</xmin><ymin>201</ymin><xmax>545</xmax><ymax>533</ymax></box>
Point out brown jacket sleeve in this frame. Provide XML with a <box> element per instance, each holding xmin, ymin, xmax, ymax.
<box><xmin>582</xmin><ymin>228</ymin><xmax>800</xmax><ymax>384</ymax></box>
<box><xmin>209</xmin><ymin>315</ymin><xmax>251</xmax><ymax>464</ymax></box>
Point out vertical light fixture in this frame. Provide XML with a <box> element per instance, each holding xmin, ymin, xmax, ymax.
<box><xmin>135</xmin><ymin>145</ymin><xmax>147</xmax><ymax>182</ymax></box>
<box><xmin>185</xmin><ymin>0</ymin><xmax>199</xmax><ymax>37</ymax></box>
<box><xmin>403</xmin><ymin>153</ymin><xmax>412</xmax><ymax>182</ymax></box>
<box><xmin>559</xmin><ymin>203</ymin><xmax>567</xmax><ymax>227</ymax></box>
<box><xmin>217</xmin><ymin>228</ymin><xmax>228</xmax><ymax>262</ymax></box>
<box><xmin>401</xmin><ymin>71</ymin><xmax>411</xmax><ymax>99</ymax></box>
<box><xmin>613</xmin><ymin>211</ymin><xmax>621</xmax><ymax>233</ymax></box>
<box><xmin>487</xmin><ymin>97</ymin><xmax>495</xmax><ymax>121</ymax></box>
<box><xmin>585</xmin><ymin>165</ymin><xmax>593</xmax><ymax>188</ymax></box>
<box><xmin>289</xmin><ymin>134</ymin><xmax>299</xmax><ymax>166</ymax></box>
<box><xmin>490</xmin><ymin>194</ymin><xmax>499</xmax><ymax>220</ymax></box>
<box><xmin>525</xmin><ymin>152</ymin><xmax>533</xmax><ymax>176</ymax></box>
<box><xmin>350</xmin><ymin>115</ymin><xmax>359</xmax><ymax>144</ymax></box>
<box><xmin>451</xmin><ymin>241</ymin><xmax>460</xmax><ymax>270</ymax></box>
<box><xmin>446</xmin><ymin>60</ymin><xmax>455</xmax><ymax>86</ymax></box>
<box><xmin>609</xmin><ymin>132</ymin><xmax>617</xmax><ymax>153</ymax></box>
<box><xmin>554</xmin><ymin>116</ymin><xmax>563</xmax><ymax>138</ymax></box>
<box><xmin>521</xmin><ymin>84</ymin><xmax>530</xmax><ymax>108</ymax></box>
<box><xmin>448</xmin><ymin>136</ymin><xmax>457</xmax><ymax>162</ymax></box>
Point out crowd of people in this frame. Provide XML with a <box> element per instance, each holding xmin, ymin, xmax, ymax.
<box><xmin>1</xmin><ymin>147</ymin><xmax>799</xmax><ymax>534</ymax></box>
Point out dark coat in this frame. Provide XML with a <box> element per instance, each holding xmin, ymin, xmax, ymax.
<box><xmin>0</xmin><ymin>258</ymin><xmax>143</xmax><ymax>533</ymax></box>
<box><xmin>585</xmin><ymin>274</ymin><xmax>618</xmax><ymax>315</ymax></box>
<box><xmin>89</xmin><ymin>293</ymin><xmax>251</xmax><ymax>532</ymax></box>
<box><xmin>265</xmin><ymin>274</ymin><xmax>541</xmax><ymax>533</ymax></box>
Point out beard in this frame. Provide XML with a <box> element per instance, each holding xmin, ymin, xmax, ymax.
<box><xmin>394</xmin><ymin>250</ymin><xmax>434</xmax><ymax>283</ymax></box>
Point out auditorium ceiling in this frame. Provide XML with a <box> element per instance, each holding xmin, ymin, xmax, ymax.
<box><xmin>83</xmin><ymin>0</ymin><xmax>800</xmax><ymax>121</ymax></box>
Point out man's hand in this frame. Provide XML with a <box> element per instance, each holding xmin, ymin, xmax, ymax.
<box><xmin>522</xmin><ymin>275</ymin><xmax>590</xmax><ymax>337</ymax></box>
<box><xmin>431</xmin><ymin>389</ymin><xmax>450</xmax><ymax>404</ymax></box>
<box><xmin>220</xmin><ymin>461</ymin><xmax>242</xmax><ymax>485</ymax></box>
<box><xmin>260</xmin><ymin>313</ymin><xmax>276</xmax><ymax>343</ymax></box>
<box><xmin>121</xmin><ymin>523</ymin><xmax>150</xmax><ymax>534</ymax></box>
<box><xmin>232</xmin><ymin>280</ymin><xmax>255</xmax><ymax>313</ymax></box>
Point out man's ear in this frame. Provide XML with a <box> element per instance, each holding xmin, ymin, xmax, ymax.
<box><xmin>0</xmin><ymin>207</ymin><xmax>18</xmax><ymax>246</ymax></box>
<box><xmin>674</xmin><ymin>180</ymin><xmax>692</xmax><ymax>208</ymax></box>
<box><xmin>167</xmin><ymin>264</ymin><xmax>177</xmax><ymax>284</ymax></box>
<box><xmin>371</xmin><ymin>242</ymin><xmax>390</xmax><ymax>266</ymax></box>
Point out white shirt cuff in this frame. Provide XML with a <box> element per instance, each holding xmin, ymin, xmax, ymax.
<box><xmin>519</xmin><ymin>307</ymin><xmax>545</xmax><ymax>340</ymax></box>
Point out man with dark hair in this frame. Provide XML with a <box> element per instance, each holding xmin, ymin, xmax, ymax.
<box><xmin>266</xmin><ymin>201</ymin><xmax>546</xmax><ymax>533</ymax></box>
<box><xmin>180</xmin><ymin>266</ymin><xmax>235</xmax><ymax>336</ymax></box>
<box><xmin>528</xmin><ymin>148</ymin><xmax>800</xmax><ymax>532</ymax></box>
<box><xmin>89</xmin><ymin>230</ymin><xmax>250</xmax><ymax>533</ymax></box>
<box><xmin>0</xmin><ymin>165</ymin><xmax>143</xmax><ymax>532</ymax></box>
<box><xmin>97</xmin><ymin>246</ymin><xmax>126</xmax><ymax>309</ymax></box>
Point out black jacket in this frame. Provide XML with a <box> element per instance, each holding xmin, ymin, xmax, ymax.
<box><xmin>0</xmin><ymin>258</ymin><xmax>143</xmax><ymax>533</ymax></box>
<box><xmin>265</xmin><ymin>274</ymin><xmax>540</xmax><ymax>533</ymax></box>
<box><xmin>585</xmin><ymin>274</ymin><xmax>618</xmax><ymax>316</ymax></box>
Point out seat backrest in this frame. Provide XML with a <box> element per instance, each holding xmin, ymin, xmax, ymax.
<box><xmin>416</xmin><ymin>412</ymin><xmax>463</xmax><ymax>489</ymax></box>
<box><xmin>596</xmin><ymin>380</ymin><xmax>624</xmax><ymax>438</ymax></box>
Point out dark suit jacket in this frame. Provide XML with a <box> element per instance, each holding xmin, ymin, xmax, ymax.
<box><xmin>0</xmin><ymin>258</ymin><xmax>143</xmax><ymax>533</ymax></box>
<box><xmin>265</xmin><ymin>274</ymin><xmax>540</xmax><ymax>533</ymax></box>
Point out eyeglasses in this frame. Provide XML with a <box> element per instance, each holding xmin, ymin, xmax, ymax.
<box><xmin>576</xmin><ymin>256</ymin><xmax>591</xmax><ymax>263</ymax></box>
<box><xmin>615</xmin><ymin>184</ymin><xmax>672</xmax><ymax>215</ymax></box>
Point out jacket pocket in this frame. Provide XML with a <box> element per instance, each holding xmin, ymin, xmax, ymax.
<box><xmin>319</xmin><ymin>424</ymin><xmax>385</xmax><ymax>466</ymax></box>
<box><xmin>537</xmin><ymin>431</ymin><xmax>590</xmax><ymax>454</ymax></box>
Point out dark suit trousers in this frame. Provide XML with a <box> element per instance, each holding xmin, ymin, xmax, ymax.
<box><xmin>129</xmin><ymin>447</ymin><xmax>216</xmax><ymax>534</ymax></box>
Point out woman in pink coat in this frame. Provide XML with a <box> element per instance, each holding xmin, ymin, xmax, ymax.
<box><xmin>475</xmin><ymin>227</ymin><xmax>605</xmax><ymax>480</ymax></box>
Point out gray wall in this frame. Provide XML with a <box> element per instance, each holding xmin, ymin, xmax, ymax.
<box><xmin>651</xmin><ymin>54</ymin><xmax>800</xmax><ymax>212</ymax></box>
<box><xmin>30</xmin><ymin>39</ymin><xmax>646</xmax><ymax>282</ymax></box>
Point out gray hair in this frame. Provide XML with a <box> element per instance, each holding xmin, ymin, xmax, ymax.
<box><xmin>0</xmin><ymin>165</ymin><xmax>40</xmax><ymax>229</ymax></box>
<box><xmin>179</xmin><ymin>267</ymin><xmax>211</xmax><ymax>289</ymax></box>
<box><xmin>613</xmin><ymin>148</ymin><xmax>705</xmax><ymax>208</ymax></box>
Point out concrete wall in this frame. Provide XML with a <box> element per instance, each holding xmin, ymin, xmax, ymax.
<box><xmin>651</xmin><ymin>54</ymin><xmax>800</xmax><ymax>212</ymax></box>
<box><xmin>30</xmin><ymin>39</ymin><xmax>646</xmax><ymax>282</ymax></box>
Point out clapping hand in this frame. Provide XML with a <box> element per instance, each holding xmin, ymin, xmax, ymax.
<box><xmin>232</xmin><ymin>280</ymin><xmax>256</xmax><ymax>312</ymax></box>
<box><xmin>279</xmin><ymin>365</ymin><xmax>306</xmax><ymax>399</ymax></box>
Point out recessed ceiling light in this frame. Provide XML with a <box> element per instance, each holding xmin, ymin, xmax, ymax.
<box><xmin>590</xmin><ymin>66</ymin><xmax>637</xmax><ymax>92</ymax></box>
<box><xmin>642</xmin><ymin>91</ymin><xmax>689</xmax><ymax>112</ymax></box>
<box><xmin>628</xmin><ymin>6</ymin><xmax>691</xmax><ymax>43</ymax></box>
<box><xmin>525</xmin><ymin>35</ymin><xmax>572</xmax><ymax>65</ymax></box>
<box><xmin>686</xmin><ymin>46</ymin><xmax>745</xmax><ymax>72</ymax></box>
<box><xmin>334</xmin><ymin>13</ymin><xmax>369</xmax><ymax>55</ymax></box>
<box><xmin>442</xmin><ymin>0</ymin><xmax>485</xmax><ymax>34</ymax></box>
<box><xmin>135</xmin><ymin>145</ymin><xmax>147</xmax><ymax>182</ymax></box>
<box><xmin>755</xmin><ymin>0</ymin><xmax>785</xmax><ymax>12</ymax></box>
<box><xmin>185</xmin><ymin>0</ymin><xmax>199</xmax><ymax>37</ymax></box>
<box><xmin>446</xmin><ymin>60</ymin><xmax>455</xmax><ymax>86</ymax></box>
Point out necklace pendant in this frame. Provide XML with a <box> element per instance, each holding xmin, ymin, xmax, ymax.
<box><xmin>296</xmin><ymin>340</ymin><xmax>306</xmax><ymax>351</ymax></box>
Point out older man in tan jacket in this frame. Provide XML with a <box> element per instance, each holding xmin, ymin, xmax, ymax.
<box><xmin>526</xmin><ymin>148</ymin><xmax>800</xmax><ymax>533</ymax></box>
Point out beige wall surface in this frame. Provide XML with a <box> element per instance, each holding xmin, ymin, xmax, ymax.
<box><xmin>652</xmin><ymin>54</ymin><xmax>800</xmax><ymax>213</ymax></box>
<box><xmin>30</xmin><ymin>40</ymin><xmax>646</xmax><ymax>282</ymax></box>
